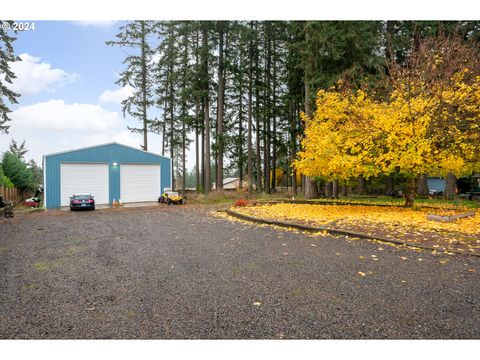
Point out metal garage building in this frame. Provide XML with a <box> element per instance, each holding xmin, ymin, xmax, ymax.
<box><xmin>42</xmin><ymin>142</ymin><xmax>172</xmax><ymax>208</ymax></box>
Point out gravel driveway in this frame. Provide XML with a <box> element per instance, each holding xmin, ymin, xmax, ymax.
<box><xmin>1</xmin><ymin>205</ymin><xmax>479</xmax><ymax>339</ymax></box>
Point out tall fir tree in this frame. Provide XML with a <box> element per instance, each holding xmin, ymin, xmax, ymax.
<box><xmin>0</xmin><ymin>21</ymin><xmax>20</xmax><ymax>134</ymax></box>
<box><xmin>107</xmin><ymin>21</ymin><xmax>156</xmax><ymax>151</ymax></box>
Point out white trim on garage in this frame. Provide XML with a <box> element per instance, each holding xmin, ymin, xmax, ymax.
<box><xmin>120</xmin><ymin>164</ymin><xmax>161</xmax><ymax>203</ymax></box>
<box><xmin>44</xmin><ymin>142</ymin><xmax>171</xmax><ymax>160</ymax></box>
<box><xmin>42</xmin><ymin>156</ymin><xmax>47</xmax><ymax>208</ymax></box>
<box><xmin>60</xmin><ymin>163</ymin><xmax>109</xmax><ymax>206</ymax></box>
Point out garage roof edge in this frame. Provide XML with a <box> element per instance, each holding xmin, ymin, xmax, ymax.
<box><xmin>43</xmin><ymin>142</ymin><xmax>171</xmax><ymax>160</ymax></box>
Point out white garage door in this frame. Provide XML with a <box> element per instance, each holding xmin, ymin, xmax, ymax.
<box><xmin>60</xmin><ymin>163</ymin><xmax>109</xmax><ymax>206</ymax></box>
<box><xmin>120</xmin><ymin>164</ymin><xmax>161</xmax><ymax>203</ymax></box>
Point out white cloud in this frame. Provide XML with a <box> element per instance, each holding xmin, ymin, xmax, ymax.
<box><xmin>11</xmin><ymin>100</ymin><xmax>123</xmax><ymax>132</ymax></box>
<box><xmin>9</xmin><ymin>53</ymin><xmax>77</xmax><ymax>96</ymax></box>
<box><xmin>99</xmin><ymin>85</ymin><xmax>134</xmax><ymax>104</ymax></box>
<box><xmin>0</xmin><ymin>99</ymin><xmax>147</xmax><ymax>166</ymax></box>
<box><xmin>73</xmin><ymin>21</ymin><xmax>118</xmax><ymax>28</ymax></box>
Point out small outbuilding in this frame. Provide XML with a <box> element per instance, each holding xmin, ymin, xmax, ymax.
<box><xmin>43</xmin><ymin>142</ymin><xmax>172</xmax><ymax>208</ymax></box>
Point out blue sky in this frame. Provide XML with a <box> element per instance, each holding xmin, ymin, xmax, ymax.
<box><xmin>0</xmin><ymin>21</ymin><xmax>178</xmax><ymax>168</ymax></box>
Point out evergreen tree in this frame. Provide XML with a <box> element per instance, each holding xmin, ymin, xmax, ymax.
<box><xmin>1</xmin><ymin>152</ymin><xmax>35</xmax><ymax>190</ymax></box>
<box><xmin>9</xmin><ymin>139</ymin><xmax>28</xmax><ymax>160</ymax></box>
<box><xmin>107</xmin><ymin>21</ymin><xmax>157</xmax><ymax>151</ymax></box>
<box><xmin>0</xmin><ymin>21</ymin><xmax>20</xmax><ymax>134</ymax></box>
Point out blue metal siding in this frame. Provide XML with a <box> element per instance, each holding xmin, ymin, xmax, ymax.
<box><xmin>44</xmin><ymin>143</ymin><xmax>171</xmax><ymax>208</ymax></box>
<box><xmin>427</xmin><ymin>177</ymin><xmax>446</xmax><ymax>192</ymax></box>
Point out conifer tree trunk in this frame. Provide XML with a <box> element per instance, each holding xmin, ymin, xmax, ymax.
<box><xmin>140</xmin><ymin>21</ymin><xmax>148</xmax><ymax>151</ymax></box>
<box><xmin>263</xmin><ymin>26</ymin><xmax>271</xmax><ymax>194</ymax></box>
<box><xmin>195</xmin><ymin>100</ymin><xmax>200</xmax><ymax>192</ymax></box>
<box><xmin>181</xmin><ymin>31</ymin><xmax>188</xmax><ymax>196</ymax></box>
<box><xmin>202</xmin><ymin>26</ymin><xmax>211</xmax><ymax>193</ymax></box>
<box><xmin>162</xmin><ymin>97</ymin><xmax>167</xmax><ymax>157</ymax></box>
<box><xmin>247</xmin><ymin>31</ymin><xmax>254</xmax><ymax>195</ymax></box>
<box><xmin>195</xmin><ymin>30</ymin><xmax>201</xmax><ymax>192</ymax></box>
<box><xmin>182</xmin><ymin>120</ymin><xmax>186</xmax><ymax>195</ymax></box>
<box><xmin>238</xmin><ymin>38</ymin><xmax>244</xmax><ymax>185</ymax></box>
<box><xmin>302</xmin><ymin>25</ymin><xmax>318</xmax><ymax>200</ymax></box>
<box><xmin>238</xmin><ymin>81</ymin><xmax>244</xmax><ymax>184</ymax></box>
<box><xmin>303</xmin><ymin>78</ymin><xmax>318</xmax><ymax>199</ymax></box>
<box><xmin>271</xmin><ymin>37</ymin><xmax>277</xmax><ymax>193</ymax></box>
<box><xmin>201</xmin><ymin>98</ymin><xmax>205</xmax><ymax>191</ymax></box>
<box><xmin>289</xmin><ymin>100</ymin><xmax>297</xmax><ymax>196</ymax></box>
<box><xmin>169</xmin><ymin>59</ymin><xmax>175</xmax><ymax>191</ymax></box>
<box><xmin>216</xmin><ymin>24</ymin><xmax>225</xmax><ymax>191</ymax></box>
<box><xmin>254</xmin><ymin>36</ymin><xmax>262</xmax><ymax>192</ymax></box>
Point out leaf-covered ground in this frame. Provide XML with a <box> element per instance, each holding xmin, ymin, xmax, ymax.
<box><xmin>233</xmin><ymin>203</ymin><xmax>480</xmax><ymax>255</ymax></box>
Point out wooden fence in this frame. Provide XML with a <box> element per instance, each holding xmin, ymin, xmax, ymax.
<box><xmin>0</xmin><ymin>186</ymin><xmax>22</xmax><ymax>205</ymax></box>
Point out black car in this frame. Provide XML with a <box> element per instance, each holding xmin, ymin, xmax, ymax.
<box><xmin>70</xmin><ymin>194</ymin><xmax>95</xmax><ymax>210</ymax></box>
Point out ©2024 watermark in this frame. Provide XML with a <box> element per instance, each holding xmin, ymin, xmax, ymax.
<box><xmin>2</xmin><ymin>21</ymin><xmax>36</xmax><ymax>31</ymax></box>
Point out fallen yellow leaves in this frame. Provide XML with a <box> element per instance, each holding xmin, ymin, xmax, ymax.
<box><xmin>357</xmin><ymin>271</ymin><xmax>366</xmax><ymax>277</ymax></box>
<box><xmin>234</xmin><ymin>203</ymin><xmax>480</xmax><ymax>235</ymax></box>
<box><xmin>232</xmin><ymin>204</ymin><xmax>480</xmax><ymax>255</ymax></box>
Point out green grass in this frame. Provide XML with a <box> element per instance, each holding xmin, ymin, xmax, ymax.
<box><xmin>331</xmin><ymin>195</ymin><xmax>479</xmax><ymax>209</ymax></box>
<box><xmin>187</xmin><ymin>190</ymin><xmax>300</xmax><ymax>205</ymax></box>
<box><xmin>185</xmin><ymin>190</ymin><xmax>479</xmax><ymax>209</ymax></box>
<box><xmin>33</xmin><ymin>261</ymin><xmax>51</xmax><ymax>271</ymax></box>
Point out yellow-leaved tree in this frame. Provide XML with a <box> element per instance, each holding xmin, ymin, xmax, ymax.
<box><xmin>294</xmin><ymin>35</ymin><xmax>480</xmax><ymax>207</ymax></box>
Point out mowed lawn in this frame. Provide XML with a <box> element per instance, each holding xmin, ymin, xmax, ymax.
<box><xmin>1</xmin><ymin>205</ymin><xmax>479</xmax><ymax>339</ymax></box>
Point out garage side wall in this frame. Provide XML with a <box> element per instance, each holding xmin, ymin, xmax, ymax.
<box><xmin>44</xmin><ymin>143</ymin><xmax>171</xmax><ymax>208</ymax></box>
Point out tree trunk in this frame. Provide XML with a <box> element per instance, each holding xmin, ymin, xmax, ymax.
<box><xmin>303</xmin><ymin>177</ymin><xmax>318</xmax><ymax>199</ymax></box>
<box><xmin>385</xmin><ymin>174</ymin><xmax>394</xmax><ymax>196</ymax></box>
<box><xmin>332</xmin><ymin>180</ymin><xmax>339</xmax><ymax>199</ymax></box>
<box><xmin>263</xmin><ymin>27</ymin><xmax>271</xmax><ymax>194</ymax></box>
<box><xmin>342</xmin><ymin>184</ymin><xmax>348</xmax><ymax>197</ymax></box>
<box><xmin>200</xmin><ymin>98</ymin><xmax>205</xmax><ymax>192</ymax></box>
<box><xmin>140</xmin><ymin>21</ymin><xmax>148</xmax><ymax>151</ymax></box>
<box><xmin>216</xmin><ymin>25</ymin><xmax>225</xmax><ymax>192</ymax></box>
<box><xmin>195</xmin><ymin>100</ymin><xmax>200</xmax><ymax>192</ymax></box>
<box><xmin>357</xmin><ymin>175</ymin><xmax>367</xmax><ymax>195</ymax></box>
<box><xmin>238</xmin><ymin>52</ymin><xmax>244</xmax><ymax>184</ymax></box>
<box><xmin>302</xmin><ymin>26</ymin><xmax>318</xmax><ymax>200</ymax></box>
<box><xmin>417</xmin><ymin>174</ymin><xmax>429</xmax><ymax>196</ymax></box>
<box><xmin>169</xmin><ymin>58</ymin><xmax>175</xmax><ymax>191</ymax></box>
<box><xmin>325</xmin><ymin>181</ymin><xmax>332</xmax><ymax>198</ymax></box>
<box><xmin>247</xmin><ymin>31</ymin><xmax>254</xmax><ymax>195</ymax></box>
<box><xmin>405</xmin><ymin>177</ymin><xmax>416</xmax><ymax>207</ymax></box>
<box><xmin>271</xmin><ymin>37</ymin><xmax>277</xmax><ymax>193</ymax></box>
<box><xmin>161</xmin><ymin>98</ymin><xmax>167</xmax><ymax>156</ymax></box>
<box><xmin>202</xmin><ymin>26</ymin><xmax>211</xmax><ymax>193</ymax></box>
<box><xmin>181</xmin><ymin>32</ymin><xmax>188</xmax><ymax>197</ymax></box>
<box><xmin>444</xmin><ymin>172</ymin><xmax>457</xmax><ymax>200</ymax></box>
<box><xmin>182</xmin><ymin>119</ymin><xmax>186</xmax><ymax>196</ymax></box>
<box><xmin>194</xmin><ymin>31</ymin><xmax>200</xmax><ymax>192</ymax></box>
<box><xmin>289</xmin><ymin>100</ymin><xmax>297</xmax><ymax>196</ymax></box>
<box><xmin>254</xmin><ymin>30</ymin><xmax>262</xmax><ymax>193</ymax></box>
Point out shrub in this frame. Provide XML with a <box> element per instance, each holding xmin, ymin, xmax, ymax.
<box><xmin>234</xmin><ymin>198</ymin><xmax>249</xmax><ymax>207</ymax></box>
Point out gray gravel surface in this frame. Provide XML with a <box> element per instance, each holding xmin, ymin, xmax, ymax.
<box><xmin>1</xmin><ymin>205</ymin><xmax>479</xmax><ymax>339</ymax></box>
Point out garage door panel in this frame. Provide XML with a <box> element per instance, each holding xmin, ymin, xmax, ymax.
<box><xmin>60</xmin><ymin>163</ymin><xmax>109</xmax><ymax>206</ymax></box>
<box><xmin>120</xmin><ymin>164</ymin><xmax>160</xmax><ymax>203</ymax></box>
